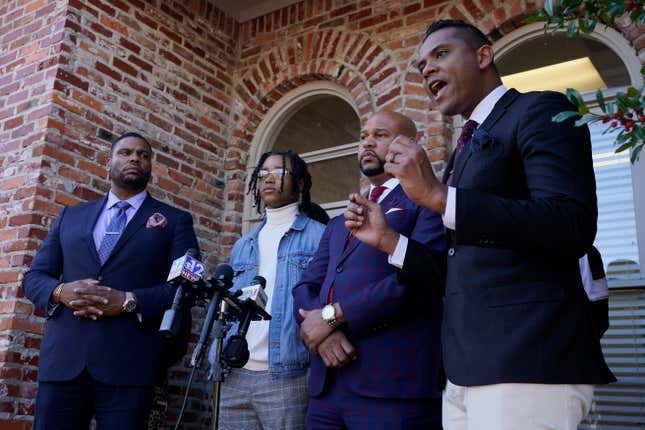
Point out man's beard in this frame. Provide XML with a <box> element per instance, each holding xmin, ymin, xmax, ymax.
<box><xmin>359</xmin><ymin>156</ymin><xmax>385</xmax><ymax>177</ymax></box>
<box><xmin>110</xmin><ymin>168</ymin><xmax>151</xmax><ymax>191</ymax></box>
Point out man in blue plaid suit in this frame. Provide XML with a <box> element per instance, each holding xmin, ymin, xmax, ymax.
<box><xmin>293</xmin><ymin>111</ymin><xmax>446</xmax><ymax>430</ymax></box>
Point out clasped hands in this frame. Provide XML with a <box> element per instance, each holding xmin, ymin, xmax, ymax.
<box><xmin>54</xmin><ymin>279</ymin><xmax>125</xmax><ymax>320</ymax></box>
<box><xmin>298</xmin><ymin>308</ymin><xmax>357</xmax><ymax>368</ymax></box>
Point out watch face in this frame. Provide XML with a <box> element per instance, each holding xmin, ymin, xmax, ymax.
<box><xmin>124</xmin><ymin>299</ymin><xmax>137</xmax><ymax>313</ymax></box>
<box><xmin>321</xmin><ymin>304</ymin><xmax>335</xmax><ymax>320</ymax></box>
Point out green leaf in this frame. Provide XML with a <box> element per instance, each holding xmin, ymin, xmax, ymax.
<box><xmin>579</xmin><ymin>104</ymin><xmax>590</xmax><ymax>115</ymax></box>
<box><xmin>595</xmin><ymin>89</ymin><xmax>606</xmax><ymax>112</ymax></box>
<box><xmin>553</xmin><ymin>111</ymin><xmax>580</xmax><ymax>122</ymax></box>
<box><xmin>566</xmin><ymin>88</ymin><xmax>584</xmax><ymax>108</ymax></box>
<box><xmin>567</xmin><ymin>19</ymin><xmax>577</xmax><ymax>36</ymax></box>
<box><xmin>615</xmin><ymin>141</ymin><xmax>633</xmax><ymax>153</ymax></box>
<box><xmin>627</xmin><ymin>86</ymin><xmax>639</xmax><ymax>97</ymax></box>
<box><xmin>616</xmin><ymin>131</ymin><xmax>632</xmax><ymax>144</ymax></box>
<box><xmin>588</xmin><ymin>18</ymin><xmax>597</xmax><ymax>32</ymax></box>
<box><xmin>640</xmin><ymin>65</ymin><xmax>645</xmax><ymax>76</ymax></box>
<box><xmin>574</xmin><ymin>114</ymin><xmax>596</xmax><ymax>126</ymax></box>
<box><xmin>526</xmin><ymin>15</ymin><xmax>548</xmax><ymax>23</ymax></box>
<box><xmin>545</xmin><ymin>0</ymin><xmax>555</xmax><ymax>16</ymax></box>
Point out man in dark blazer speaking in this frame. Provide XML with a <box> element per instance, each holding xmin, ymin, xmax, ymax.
<box><xmin>294</xmin><ymin>111</ymin><xmax>446</xmax><ymax>430</ymax></box>
<box><xmin>345</xmin><ymin>20</ymin><xmax>615</xmax><ymax>430</ymax></box>
<box><xmin>23</xmin><ymin>132</ymin><xmax>199</xmax><ymax>429</ymax></box>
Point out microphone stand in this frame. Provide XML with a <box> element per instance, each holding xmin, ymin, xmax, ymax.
<box><xmin>209</xmin><ymin>302</ymin><xmax>231</xmax><ymax>430</ymax></box>
<box><xmin>174</xmin><ymin>284</ymin><xmax>229</xmax><ymax>430</ymax></box>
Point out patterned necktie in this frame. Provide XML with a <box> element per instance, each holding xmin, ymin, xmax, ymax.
<box><xmin>98</xmin><ymin>201</ymin><xmax>130</xmax><ymax>264</ymax></box>
<box><xmin>369</xmin><ymin>185</ymin><xmax>387</xmax><ymax>203</ymax></box>
<box><xmin>447</xmin><ymin>119</ymin><xmax>479</xmax><ymax>186</ymax></box>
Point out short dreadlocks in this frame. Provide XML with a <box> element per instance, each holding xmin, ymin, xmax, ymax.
<box><xmin>248</xmin><ymin>150</ymin><xmax>312</xmax><ymax>215</ymax></box>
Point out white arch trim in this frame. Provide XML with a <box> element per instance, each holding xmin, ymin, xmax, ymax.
<box><xmin>243</xmin><ymin>81</ymin><xmax>359</xmax><ymax>232</ymax></box>
<box><xmin>493</xmin><ymin>22</ymin><xmax>643</xmax><ymax>88</ymax></box>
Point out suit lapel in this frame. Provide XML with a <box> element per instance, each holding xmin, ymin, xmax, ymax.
<box><xmin>443</xmin><ymin>151</ymin><xmax>456</xmax><ymax>184</ymax></box>
<box><xmin>451</xmin><ymin>89</ymin><xmax>521</xmax><ymax>186</ymax></box>
<box><xmin>102</xmin><ymin>194</ymin><xmax>159</xmax><ymax>266</ymax></box>
<box><xmin>338</xmin><ymin>185</ymin><xmax>403</xmax><ymax>262</ymax></box>
<box><xmin>84</xmin><ymin>197</ymin><xmax>108</xmax><ymax>265</ymax></box>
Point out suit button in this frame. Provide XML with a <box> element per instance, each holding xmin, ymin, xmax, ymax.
<box><xmin>97</xmin><ymin>275</ymin><xmax>103</xmax><ymax>281</ymax></box>
<box><xmin>448</xmin><ymin>248</ymin><xmax>455</xmax><ymax>256</ymax></box>
<box><xmin>336</xmin><ymin>266</ymin><xmax>343</xmax><ymax>273</ymax></box>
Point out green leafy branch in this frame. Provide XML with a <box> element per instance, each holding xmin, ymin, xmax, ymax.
<box><xmin>554</xmin><ymin>79</ymin><xmax>645</xmax><ymax>162</ymax></box>
<box><xmin>528</xmin><ymin>0</ymin><xmax>645</xmax><ymax>36</ymax></box>
<box><xmin>529</xmin><ymin>0</ymin><xmax>645</xmax><ymax>162</ymax></box>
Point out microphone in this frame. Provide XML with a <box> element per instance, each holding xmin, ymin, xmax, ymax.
<box><xmin>238</xmin><ymin>276</ymin><xmax>267</xmax><ymax>310</ymax></box>
<box><xmin>222</xmin><ymin>276</ymin><xmax>270</xmax><ymax>368</ymax></box>
<box><xmin>160</xmin><ymin>249</ymin><xmax>203</xmax><ymax>338</ymax></box>
<box><xmin>191</xmin><ymin>264</ymin><xmax>234</xmax><ymax>367</ymax></box>
<box><xmin>166</xmin><ymin>248</ymin><xmax>204</xmax><ymax>283</ymax></box>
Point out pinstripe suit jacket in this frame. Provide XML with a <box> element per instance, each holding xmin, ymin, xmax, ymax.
<box><xmin>293</xmin><ymin>184</ymin><xmax>446</xmax><ymax>399</ymax></box>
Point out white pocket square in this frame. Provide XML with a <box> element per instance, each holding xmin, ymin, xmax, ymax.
<box><xmin>385</xmin><ymin>207</ymin><xmax>403</xmax><ymax>214</ymax></box>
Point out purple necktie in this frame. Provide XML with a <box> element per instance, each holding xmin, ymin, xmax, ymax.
<box><xmin>447</xmin><ymin>120</ymin><xmax>478</xmax><ymax>186</ymax></box>
<box><xmin>97</xmin><ymin>201</ymin><xmax>130</xmax><ymax>265</ymax></box>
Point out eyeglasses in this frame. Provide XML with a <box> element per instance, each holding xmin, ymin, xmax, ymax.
<box><xmin>257</xmin><ymin>168</ymin><xmax>290</xmax><ymax>180</ymax></box>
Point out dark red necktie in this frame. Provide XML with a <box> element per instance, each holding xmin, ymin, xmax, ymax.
<box><xmin>369</xmin><ymin>185</ymin><xmax>387</xmax><ymax>203</ymax></box>
<box><xmin>447</xmin><ymin>119</ymin><xmax>478</xmax><ymax>186</ymax></box>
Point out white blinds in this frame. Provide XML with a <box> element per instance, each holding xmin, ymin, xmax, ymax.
<box><xmin>581</xmin><ymin>287</ymin><xmax>645</xmax><ymax>429</ymax></box>
<box><xmin>588</xmin><ymin>122</ymin><xmax>640</xmax><ymax>278</ymax></box>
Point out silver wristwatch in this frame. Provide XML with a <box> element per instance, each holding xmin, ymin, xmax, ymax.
<box><xmin>321</xmin><ymin>303</ymin><xmax>338</xmax><ymax>328</ymax></box>
<box><xmin>122</xmin><ymin>292</ymin><xmax>138</xmax><ymax>313</ymax></box>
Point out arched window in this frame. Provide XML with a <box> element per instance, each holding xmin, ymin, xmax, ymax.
<box><xmin>244</xmin><ymin>82</ymin><xmax>361</xmax><ymax>232</ymax></box>
<box><xmin>494</xmin><ymin>24</ymin><xmax>643</xmax><ymax>279</ymax></box>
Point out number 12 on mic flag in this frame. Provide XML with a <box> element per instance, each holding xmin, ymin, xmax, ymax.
<box><xmin>167</xmin><ymin>255</ymin><xmax>205</xmax><ymax>282</ymax></box>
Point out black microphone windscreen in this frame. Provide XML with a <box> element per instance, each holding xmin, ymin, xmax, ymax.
<box><xmin>214</xmin><ymin>264</ymin><xmax>234</xmax><ymax>282</ymax></box>
<box><xmin>252</xmin><ymin>275</ymin><xmax>266</xmax><ymax>289</ymax></box>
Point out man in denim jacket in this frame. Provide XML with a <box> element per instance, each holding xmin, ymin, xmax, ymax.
<box><xmin>210</xmin><ymin>150</ymin><xmax>325</xmax><ymax>430</ymax></box>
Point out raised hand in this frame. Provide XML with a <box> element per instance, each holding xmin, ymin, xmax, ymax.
<box><xmin>385</xmin><ymin>135</ymin><xmax>447</xmax><ymax>214</ymax></box>
<box><xmin>344</xmin><ymin>193</ymin><xmax>400</xmax><ymax>255</ymax></box>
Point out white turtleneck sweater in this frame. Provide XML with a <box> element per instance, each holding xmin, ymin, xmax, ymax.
<box><xmin>244</xmin><ymin>202</ymin><xmax>299</xmax><ymax>371</ymax></box>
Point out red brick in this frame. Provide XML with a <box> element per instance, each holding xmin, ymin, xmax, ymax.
<box><xmin>159</xmin><ymin>49</ymin><xmax>182</xmax><ymax>66</ymax></box>
<box><xmin>3</xmin><ymin>117</ymin><xmax>24</xmax><ymax>130</ymax></box>
<box><xmin>71</xmin><ymin>90</ymin><xmax>102</xmax><ymax>111</ymax></box>
<box><xmin>118</xmin><ymin>37</ymin><xmax>140</xmax><ymax>54</ymax></box>
<box><xmin>134</xmin><ymin>10</ymin><xmax>158</xmax><ymax>30</ymax></box>
<box><xmin>127</xmin><ymin>54</ymin><xmax>152</xmax><ymax>73</ymax></box>
<box><xmin>90</xmin><ymin>21</ymin><xmax>113</xmax><ymax>38</ymax></box>
<box><xmin>100</xmin><ymin>14</ymin><xmax>128</xmax><ymax>36</ymax></box>
<box><xmin>95</xmin><ymin>61</ymin><xmax>122</xmax><ymax>81</ymax></box>
<box><xmin>113</xmin><ymin>57</ymin><xmax>137</xmax><ymax>77</ymax></box>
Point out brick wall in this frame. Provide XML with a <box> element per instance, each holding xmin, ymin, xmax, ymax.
<box><xmin>0</xmin><ymin>1</ymin><xmax>75</xmax><ymax>427</ymax></box>
<box><xmin>0</xmin><ymin>0</ymin><xmax>238</xmax><ymax>427</ymax></box>
<box><xmin>1</xmin><ymin>0</ymin><xmax>644</xmax><ymax>428</ymax></box>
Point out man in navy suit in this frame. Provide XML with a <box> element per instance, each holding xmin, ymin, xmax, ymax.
<box><xmin>347</xmin><ymin>20</ymin><xmax>615</xmax><ymax>430</ymax></box>
<box><xmin>23</xmin><ymin>132</ymin><xmax>199</xmax><ymax>429</ymax></box>
<box><xmin>293</xmin><ymin>111</ymin><xmax>446</xmax><ymax>430</ymax></box>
